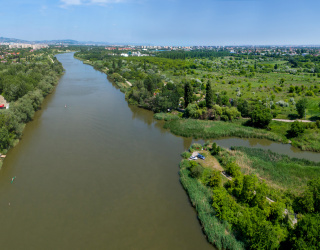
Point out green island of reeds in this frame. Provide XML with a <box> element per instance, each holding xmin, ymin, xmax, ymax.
<box><xmin>162</xmin><ymin>117</ymin><xmax>286</xmax><ymax>142</ymax></box>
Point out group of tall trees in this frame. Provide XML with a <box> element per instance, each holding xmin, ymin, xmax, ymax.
<box><xmin>0</xmin><ymin>54</ymin><xmax>63</xmax><ymax>153</ymax></box>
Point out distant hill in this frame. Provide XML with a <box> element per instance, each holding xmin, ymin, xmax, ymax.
<box><xmin>0</xmin><ymin>37</ymin><xmax>30</xmax><ymax>43</ymax></box>
<box><xmin>0</xmin><ymin>36</ymin><xmax>152</xmax><ymax>46</ymax></box>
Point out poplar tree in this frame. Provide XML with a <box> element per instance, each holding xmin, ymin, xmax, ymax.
<box><xmin>205</xmin><ymin>81</ymin><xmax>213</xmax><ymax>108</ymax></box>
<box><xmin>184</xmin><ymin>82</ymin><xmax>192</xmax><ymax>108</ymax></box>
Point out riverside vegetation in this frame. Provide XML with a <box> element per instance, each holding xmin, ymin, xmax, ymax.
<box><xmin>0</xmin><ymin>46</ymin><xmax>64</xmax><ymax>165</ymax></box>
<box><xmin>74</xmin><ymin>47</ymin><xmax>320</xmax><ymax>152</ymax></box>
<box><xmin>72</xmin><ymin>47</ymin><xmax>320</xmax><ymax>248</ymax></box>
<box><xmin>180</xmin><ymin>142</ymin><xmax>320</xmax><ymax>249</ymax></box>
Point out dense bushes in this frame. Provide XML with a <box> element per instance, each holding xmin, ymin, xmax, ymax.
<box><xmin>181</xmin><ymin>144</ymin><xmax>320</xmax><ymax>249</ymax></box>
<box><xmin>184</xmin><ymin>103</ymin><xmax>241</xmax><ymax>121</ymax></box>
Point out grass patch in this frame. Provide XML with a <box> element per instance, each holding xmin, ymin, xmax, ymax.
<box><xmin>164</xmin><ymin>118</ymin><xmax>286</xmax><ymax>142</ymax></box>
<box><xmin>154</xmin><ymin>112</ymin><xmax>180</xmax><ymax>121</ymax></box>
<box><xmin>229</xmin><ymin>147</ymin><xmax>320</xmax><ymax>191</ymax></box>
<box><xmin>291</xmin><ymin>129</ymin><xmax>320</xmax><ymax>152</ymax></box>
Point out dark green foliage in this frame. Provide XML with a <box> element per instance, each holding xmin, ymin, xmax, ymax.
<box><xmin>189</xmin><ymin>161</ymin><xmax>203</xmax><ymax>178</ymax></box>
<box><xmin>205</xmin><ymin>81</ymin><xmax>213</xmax><ymax>109</ymax></box>
<box><xmin>225</xmin><ymin>162</ymin><xmax>241</xmax><ymax>178</ymax></box>
<box><xmin>210</xmin><ymin>142</ymin><xmax>221</xmax><ymax>155</ymax></box>
<box><xmin>250</xmin><ymin>105</ymin><xmax>272</xmax><ymax>128</ymax></box>
<box><xmin>236</xmin><ymin>99</ymin><xmax>250</xmax><ymax>117</ymax></box>
<box><xmin>287</xmin><ymin>121</ymin><xmax>305</xmax><ymax>138</ymax></box>
<box><xmin>208</xmin><ymin>170</ymin><xmax>222</xmax><ymax>188</ymax></box>
<box><xmin>290</xmin><ymin>213</ymin><xmax>320</xmax><ymax>249</ymax></box>
<box><xmin>184</xmin><ymin>82</ymin><xmax>193</xmax><ymax>108</ymax></box>
<box><xmin>296</xmin><ymin>98</ymin><xmax>308</xmax><ymax>118</ymax></box>
<box><xmin>181</xmin><ymin>151</ymin><xmax>191</xmax><ymax>159</ymax></box>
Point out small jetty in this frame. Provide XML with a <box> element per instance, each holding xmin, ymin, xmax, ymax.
<box><xmin>0</xmin><ymin>154</ymin><xmax>6</xmax><ymax>158</ymax></box>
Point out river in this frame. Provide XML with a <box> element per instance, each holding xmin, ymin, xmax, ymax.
<box><xmin>0</xmin><ymin>53</ymin><xmax>318</xmax><ymax>250</ymax></box>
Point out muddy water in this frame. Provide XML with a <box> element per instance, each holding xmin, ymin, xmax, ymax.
<box><xmin>0</xmin><ymin>53</ymin><xmax>318</xmax><ymax>250</ymax></box>
<box><xmin>0</xmin><ymin>53</ymin><xmax>213</xmax><ymax>250</ymax></box>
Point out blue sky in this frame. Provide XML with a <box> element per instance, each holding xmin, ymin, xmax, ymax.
<box><xmin>0</xmin><ymin>0</ymin><xmax>319</xmax><ymax>45</ymax></box>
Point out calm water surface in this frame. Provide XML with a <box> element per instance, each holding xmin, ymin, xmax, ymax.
<box><xmin>0</xmin><ymin>53</ymin><xmax>213</xmax><ymax>250</ymax></box>
<box><xmin>0</xmin><ymin>53</ymin><xmax>318</xmax><ymax>250</ymax></box>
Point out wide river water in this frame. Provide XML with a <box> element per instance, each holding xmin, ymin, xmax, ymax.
<box><xmin>0</xmin><ymin>53</ymin><xmax>319</xmax><ymax>249</ymax></box>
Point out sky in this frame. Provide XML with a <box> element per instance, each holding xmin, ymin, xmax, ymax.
<box><xmin>0</xmin><ymin>0</ymin><xmax>319</xmax><ymax>46</ymax></box>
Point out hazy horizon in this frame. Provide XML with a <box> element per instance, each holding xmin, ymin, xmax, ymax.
<box><xmin>1</xmin><ymin>0</ymin><xmax>319</xmax><ymax>46</ymax></box>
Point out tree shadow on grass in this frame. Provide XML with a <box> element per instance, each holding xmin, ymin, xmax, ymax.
<box><xmin>309</xmin><ymin>116</ymin><xmax>320</xmax><ymax>121</ymax></box>
<box><xmin>287</xmin><ymin>114</ymin><xmax>300</xmax><ymax>120</ymax></box>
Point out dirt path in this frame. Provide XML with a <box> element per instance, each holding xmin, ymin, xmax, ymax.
<box><xmin>125</xmin><ymin>80</ymin><xmax>132</xmax><ymax>86</ymax></box>
<box><xmin>48</xmin><ymin>55</ymin><xmax>54</xmax><ymax>63</ymax></box>
<box><xmin>272</xmin><ymin>118</ymin><xmax>312</xmax><ymax>123</ymax></box>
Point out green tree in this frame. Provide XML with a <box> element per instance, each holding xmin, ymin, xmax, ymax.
<box><xmin>184</xmin><ymin>82</ymin><xmax>193</xmax><ymax>108</ymax></box>
<box><xmin>287</xmin><ymin>121</ymin><xmax>305</xmax><ymax>138</ymax></box>
<box><xmin>241</xmin><ymin>174</ymin><xmax>258</xmax><ymax>205</ymax></box>
<box><xmin>225</xmin><ymin>162</ymin><xmax>241</xmax><ymax>178</ymax></box>
<box><xmin>296</xmin><ymin>98</ymin><xmax>308</xmax><ymax>118</ymax></box>
<box><xmin>307</xmin><ymin>177</ymin><xmax>320</xmax><ymax>212</ymax></box>
<box><xmin>237</xmin><ymin>99</ymin><xmax>250</xmax><ymax>117</ymax></box>
<box><xmin>250</xmin><ymin>105</ymin><xmax>272</xmax><ymax>128</ymax></box>
<box><xmin>208</xmin><ymin>170</ymin><xmax>222</xmax><ymax>188</ymax></box>
<box><xmin>205</xmin><ymin>81</ymin><xmax>213</xmax><ymax>108</ymax></box>
<box><xmin>290</xmin><ymin>213</ymin><xmax>320</xmax><ymax>249</ymax></box>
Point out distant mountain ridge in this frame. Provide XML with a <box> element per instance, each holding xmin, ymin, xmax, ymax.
<box><xmin>0</xmin><ymin>37</ymin><xmax>151</xmax><ymax>46</ymax></box>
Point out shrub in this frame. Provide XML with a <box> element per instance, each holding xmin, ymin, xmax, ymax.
<box><xmin>287</xmin><ymin>121</ymin><xmax>305</xmax><ymax>138</ymax></box>
<box><xmin>191</xmin><ymin>143</ymin><xmax>202</xmax><ymax>151</ymax></box>
<box><xmin>189</xmin><ymin>161</ymin><xmax>203</xmax><ymax>178</ymax></box>
<box><xmin>250</xmin><ymin>105</ymin><xmax>273</xmax><ymax>128</ymax></box>
<box><xmin>181</xmin><ymin>151</ymin><xmax>191</xmax><ymax>159</ymax></box>
<box><xmin>211</xmin><ymin>142</ymin><xmax>221</xmax><ymax>155</ymax></box>
<box><xmin>225</xmin><ymin>162</ymin><xmax>242</xmax><ymax>178</ymax></box>
<box><xmin>296</xmin><ymin>98</ymin><xmax>308</xmax><ymax>118</ymax></box>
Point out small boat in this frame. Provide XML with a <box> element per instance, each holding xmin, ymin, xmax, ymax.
<box><xmin>11</xmin><ymin>176</ymin><xmax>16</xmax><ymax>184</ymax></box>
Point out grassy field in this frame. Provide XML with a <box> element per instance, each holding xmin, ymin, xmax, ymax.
<box><xmin>163</xmin><ymin>118</ymin><xmax>287</xmax><ymax>142</ymax></box>
<box><xmin>228</xmin><ymin>147</ymin><xmax>320</xmax><ymax>191</ymax></box>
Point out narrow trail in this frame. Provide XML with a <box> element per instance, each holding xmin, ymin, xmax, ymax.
<box><xmin>272</xmin><ymin>118</ymin><xmax>312</xmax><ymax>123</ymax></box>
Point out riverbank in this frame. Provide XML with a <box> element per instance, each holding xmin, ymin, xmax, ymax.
<box><xmin>74</xmin><ymin>56</ymin><xmax>131</xmax><ymax>92</ymax></box>
<box><xmin>180</xmin><ymin>143</ymin><xmax>320</xmax><ymax>249</ymax></box>
<box><xmin>179</xmin><ymin>159</ymin><xmax>245</xmax><ymax>250</ymax></box>
<box><xmin>155</xmin><ymin>113</ymin><xmax>320</xmax><ymax>152</ymax></box>
<box><xmin>73</xmin><ymin>52</ymin><xmax>320</xmax><ymax>153</ymax></box>
<box><xmin>0</xmin><ymin>54</ymin><xmax>64</xmax><ymax>166</ymax></box>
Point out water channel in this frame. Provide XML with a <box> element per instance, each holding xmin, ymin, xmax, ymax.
<box><xmin>0</xmin><ymin>53</ymin><xmax>318</xmax><ymax>249</ymax></box>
